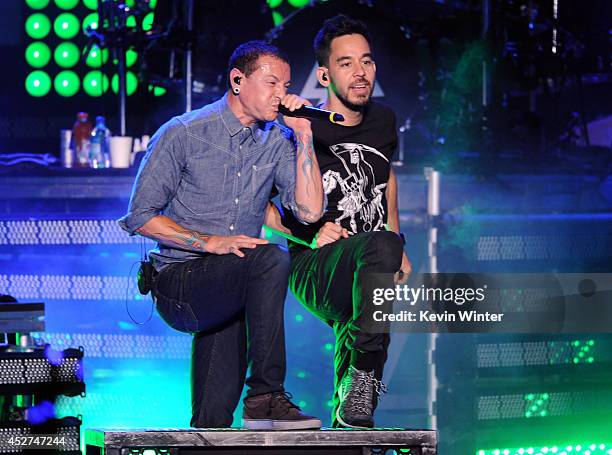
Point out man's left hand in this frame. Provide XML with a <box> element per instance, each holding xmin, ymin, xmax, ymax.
<box><xmin>281</xmin><ymin>94</ymin><xmax>312</xmax><ymax>134</ymax></box>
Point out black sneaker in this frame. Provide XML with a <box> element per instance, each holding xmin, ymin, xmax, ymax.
<box><xmin>243</xmin><ymin>391</ymin><xmax>322</xmax><ymax>430</ymax></box>
<box><xmin>336</xmin><ymin>366</ymin><xmax>387</xmax><ymax>429</ymax></box>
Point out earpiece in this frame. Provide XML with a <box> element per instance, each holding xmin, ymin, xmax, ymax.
<box><xmin>232</xmin><ymin>75</ymin><xmax>241</xmax><ymax>94</ymax></box>
<box><xmin>321</xmin><ymin>73</ymin><xmax>328</xmax><ymax>81</ymax></box>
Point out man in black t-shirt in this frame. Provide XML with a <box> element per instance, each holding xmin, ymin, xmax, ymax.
<box><xmin>265</xmin><ymin>15</ymin><xmax>412</xmax><ymax>428</ymax></box>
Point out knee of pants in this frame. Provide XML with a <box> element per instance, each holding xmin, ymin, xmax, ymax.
<box><xmin>252</xmin><ymin>243</ymin><xmax>291</xmax><ymax>276</ymax></box>
<box><xmin>361</xmin><ymin>231</ymin><xmax>404</xmax><ymax>272</ymax></box>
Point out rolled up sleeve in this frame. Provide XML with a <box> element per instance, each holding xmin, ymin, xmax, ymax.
<box><xmin>118</xmin><ymin>117</ymin><xmax>186</xmax><ymax>235</ymax></box>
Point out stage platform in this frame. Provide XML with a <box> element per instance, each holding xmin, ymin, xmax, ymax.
<box><xmin>84</xmin><ymin>428</ymin><xmax>437</xmax><ymax>454</ymax></box>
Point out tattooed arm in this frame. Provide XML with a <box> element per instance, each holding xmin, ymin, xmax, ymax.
<box><xmin>293</xmin><ymin>129</ymin><xmax>324</xmax><ymax>222</ymax></box>
<box><xmin>281</xmin><ymin>95</ymin><xmax>324</xmax><ymax>223</ymax></box>
<box><xmin>136</xmin><ymin>215</ymin><xmax>268</xmax><ymax>257</ymax></box>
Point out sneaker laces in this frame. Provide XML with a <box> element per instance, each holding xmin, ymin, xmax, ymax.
<box><xmin>342</xmin><ymin>368</ymin><xmax>375</xmax><ymax>415</ymax></box>
<box><xmin>271</xmin><ymin>391</ymin><xmax>301</xmax><ymax>415</ymax></box>
<box><xmin>373</xmin><ymin>378</ymin><xmax>388</xmax><ymax>399</ymax></box>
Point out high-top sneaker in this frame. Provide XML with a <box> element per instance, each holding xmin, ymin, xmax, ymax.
<box><xmin>336</xmin><ymin>366</ymin><xmax>387</xmax><ymax>429</ymax></box>
<box><xmin>243</xmin><ymin>391</ymin><xmax>322</xmax><ymax>430</ymax></box>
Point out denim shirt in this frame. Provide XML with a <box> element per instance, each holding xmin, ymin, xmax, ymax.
<box><xmin>118</xmin><ymin>94</ymin><xmax>299</xmax><ymax>270</ymax></box>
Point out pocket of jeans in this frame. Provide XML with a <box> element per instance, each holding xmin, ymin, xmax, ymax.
<box><xmin>250</xmin><ymin>162</ymin><xmax>276</xmax><ymax>216</ymax></box>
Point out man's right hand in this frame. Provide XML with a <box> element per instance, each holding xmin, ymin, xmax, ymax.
<box><xmin>314</xmin><ymin>222</ymin><xmax>349</xmax><ymax>248</ymax></box>
<box><xmin>205</xmin><ymin>235</ymin><xmax>269</xmax><ymax>257</ymax></box>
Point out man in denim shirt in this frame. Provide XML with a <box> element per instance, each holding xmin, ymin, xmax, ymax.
<box><xmin>119</xmin><ymin>41</ymin><xmax>324</xmax><ymax>430</ymax></box>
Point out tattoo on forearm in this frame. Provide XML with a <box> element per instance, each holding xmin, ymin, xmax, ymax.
<box><xmin>296</xmin><ymin>132</ymin><xmax>315</xmax><ymax>195</ymax></box>
<box><xmin>296</xmin><ymin>202</ymin><xmax>313</xmax><ymax>220</ymax></box>
<box><xmin>167</xmin><ymin>228</ymin><xmax>211</xmax><ymax>251</ymax></box>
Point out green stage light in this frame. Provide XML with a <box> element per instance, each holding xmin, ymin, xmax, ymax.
<box><xmin>287</xmin><ymin>0</ymin><xmax>309</xmax><ymax>7</ymax></box>
<box><xmin>272</xmin><ymin>11</ymin><xmax>283</xmax><ymax>26</ymax></box>
<box><xmin>126</xmin><ymin>15</ymin><xmax>137</xmax><ymax>28</ymax></box>
<box><xmin>83</xmin><ymin>0</ymin><xmax>97</xmax><ymax>10</ymax></box>
<box><xmin>85</xmin><ymin>44</ymin><xmax>109</xmax><ymax>68</ymax></box>
<box><xmin>26</xmin><ymin>0</ymin><xmax>50</xmax><ymax>10</ymax></box>
<box><xmin>126</xmin><ymin>49</ymin><xmax>138</xmax><ymax>67</ymax></box>
<box><xmin>54</xmin><ymin>70</ymin><xmax>80</xmax><ymax>96</ymax></box>
<box><xmin>111</xmin><ymin>71</ymin><xmax>138</xmax><ymax>95</ymax></box>
<box><xmin>54</xmin><ymin>0</ymin><xmax>79</xmax><ymax>10</ymax></box>
<box><xmin>83</xmin><ymin>71</ymin><xmax>109</xmax><ymax>96</ymax></box>
<box><xmin>295</xmin><ymin>314</ymin><xmax>303</xmax><ymax>322</ymax></box>
<box><xmin>54</xmin><ymin>42</ymin><xmax>80</xmax><ymax>68</ymax></box>
<box><xmin>142</xmin><ymin>12</ymin><xmax>154</xmax><ymax>31</ymax></box>
<box><xmin>267</xmin><ymin>0</ymin><xmax>283</xmax><ymax>8</ymax></box>
<box><xmin>54</xmin><ymin>13</ymin><xmax>79</xmax><ymax>39</ymax></box>
<box><xmin>149</xmin><ymin>84</ymin><xmax>167</xmax><ymax>96</ymax></box>
<box><xmin>25</xmin><ymin>42</ymin><xmax>51</xmax><ymax>68</ymax></box>
<box><xmin>149</xmin><ymin>0</ymin><xmax>158</xmax><ymax>8</ymax></box>
<box><xmin>297</xmin><ymin>371</ymin><xmax>306</xmax><ymax>378</ymax></box>
<box><xmin>25</xmin><ymin>70</ymin><xmax>51</xmax><ymax>97</ymax></box>
<box><xmin>126</xmin><ymin>0</ymin><xmax>135</xmax><ymax>6</ymax></box>
<box><xmin>324</xmin><ymin>342</ymin><xmax>333</xmax><ymax>351</ymax></box>
<box><xmin>82</xmin><ymin>12</ymin><xmax>99</xmax><ymax>33</ymax></box>
<box><xmin>25</xmin><ymin>13</ymin><xmax>51</xmax><ymax>40</ymax></box>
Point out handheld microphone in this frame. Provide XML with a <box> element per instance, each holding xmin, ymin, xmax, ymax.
<box><xmin>279</xmin><ymin>105</ymin><xmax>344</xmax><ymax>123</ymax></box>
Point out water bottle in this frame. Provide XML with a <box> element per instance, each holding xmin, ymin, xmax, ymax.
<box><xmin>71</xmin><ymin>112</ymin><xmax>92</xmax><ymax>167</ymax></box>
<box><xmin>90</xmin><ymin>116</ymin><xmax>110</xmax><ymax>168</ymax></box>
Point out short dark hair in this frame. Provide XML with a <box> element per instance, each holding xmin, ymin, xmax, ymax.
<box><xmin>226</xmin><ymin>40</ymin><xmax>289</xmax><ymax>89</ymax></box>
<box><xmin>313</xmin><ymin>14</ymin><xmax>371</xmax><ymax>67</ymax></box>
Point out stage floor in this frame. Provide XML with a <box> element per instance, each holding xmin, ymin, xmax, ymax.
<box><xmin>85</xmin><ymin>427</ymin><xmax>437</xmax><ymax>455</ymax></box>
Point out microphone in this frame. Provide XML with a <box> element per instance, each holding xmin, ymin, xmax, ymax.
<box><xmin>279</xmin><ymin>105</ymin><xmax>344</xmax><ymax>123</ymax></box>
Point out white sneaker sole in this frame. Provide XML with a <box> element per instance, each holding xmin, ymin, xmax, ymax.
<box><xmin>242</xmin><ymin>418</ymin><xmax>322</xmax><ymax>431</ymax></box>
<box><xmin>335</xmin><ymin>408</ymin><xmax>373</xmax><ymax>430</ymax></box>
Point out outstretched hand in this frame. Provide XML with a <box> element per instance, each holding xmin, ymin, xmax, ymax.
<box><xmin>205</xmin><ymin>235</ymin><xmax>268</xmax><ymax>257</ymax></box>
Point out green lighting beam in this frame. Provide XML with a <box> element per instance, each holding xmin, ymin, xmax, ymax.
<box><xmin>85</xmin><ymin>45</ymin><xmax>109</xmax><ymax>68</ymax></box>
<box><xmin>54</xmin><ymin>70</ymin><xmax>80</xmax><ymax>97</ymax></box>
<box><xmin>25</xmin><ymin>70</ymin><xmax>52</xmax><ymax>97</ymax></box>
<box><xmin>26</xmin><ymin>0</ymin><xmax>50</xmax><ymax>10</ymax></box>
<box><xmin>54</xmin><ymin>42</ymin><xmax>80</xmax><ymax>68</ymax></box>
<box><xmin>82</xmin><ymin>12</ymin><xmax>99</xmax><ymax>34</ymax></box>
<box><xmin>54</xmin><ymin>0</ymin><xmax>80</xmax><ymax>10</ymax></box>
<box><xmin>25</xmin><ymin>13</ymin><xmax>51</xmax><ymax>40</ymax></box>
<box><xmin>54</xmin><ymin>13</ymin><xmax>80</xmax><ymax>40</ymax></box>
<box><xmin>111</xmin><ymin>71</ymin><xmax>138</xmax><ymax>96</ymax></box>
<box><xmin>25</xmin><ymin>42</ymin><xmax>51</xmax><ymax>68</ymax></box>
<box><xmin>83</xmin><ymin>0</ymin><xmax>98</xmax><ymax>10</ymax></box>
<box><xmin>83</xmin><ymin>71</ymin><xmax>110</xmax><ymax>97</ymax></box>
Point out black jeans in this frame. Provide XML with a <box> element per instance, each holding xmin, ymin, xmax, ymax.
<box><xmin>152</xmin><ymin>244</ymin><xmax>290</xmax><ymax>428</ymax></box>
<box><xmin>288</xmin><ymin>230</ymin><xmax>403</xmax><ymax>426</ymax></box>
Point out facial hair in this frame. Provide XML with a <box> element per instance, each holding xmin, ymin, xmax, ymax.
<box><xmin>334</xmin><ymin>80</ymin><xmax>375</xmax><ymax>112</ymax></box>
